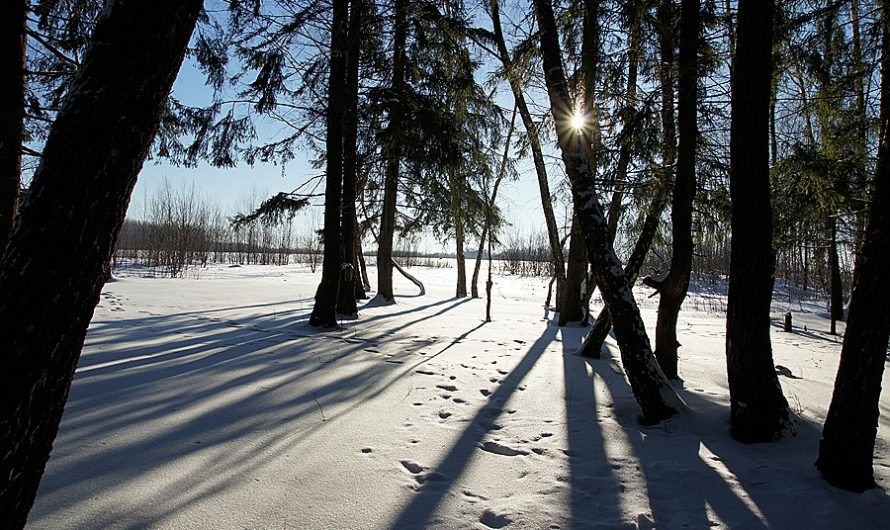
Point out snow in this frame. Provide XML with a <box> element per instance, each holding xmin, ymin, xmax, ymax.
<box><xmin>26</xmin><ymin>261</ymin><xmax>890</xmax><ymax>529</ymax></box>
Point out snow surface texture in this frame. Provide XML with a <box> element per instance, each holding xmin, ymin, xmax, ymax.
<box><xmin>27</xmin><ymin>261</ymin><xmax>890</xmax><ymax>529</ymax></box>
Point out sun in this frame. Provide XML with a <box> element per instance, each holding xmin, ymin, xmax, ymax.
<box><xmin>570</xmin><ymin>111</ymin><xmax>585</xmax><ymax>131</ymax></box>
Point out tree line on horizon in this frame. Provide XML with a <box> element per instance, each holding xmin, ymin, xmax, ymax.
<box><xmin>1</xmin><ymin>0</ymin><xmax>889</xmax><ymax>527</ymax></box>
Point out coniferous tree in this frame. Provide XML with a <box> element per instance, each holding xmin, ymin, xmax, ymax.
<box><xmin>310</xmin><ymin>0</ymin><xmax>350</xmax><ymax>327</ymax></box>
<box><xmin>375</xmin><ymin>0</ymin><xmax>408</xmax><ymax>303</ymax></box>
<box><xmin>816</xmin><ymin>1</ymin><xmax>890</xmax><ymax>492</ymax></box>
<box><xmin>336</xmin><ymin>0</ymin><xmax>365</xmax><ymax>317</ymax></box>
<box><xmin>0</xmin><ymin>0</ymin><xmax>202</xmax><ymax>525</ymax></box>
<box><xmin>0</xmin><ymin>0</ymin><xmax>26</xmax><ymax>248</ymax></box>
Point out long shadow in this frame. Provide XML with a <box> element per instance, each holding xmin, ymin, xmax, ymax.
<box><xmin>31</xmin><ymin>292</ymin><xmax>481</xmax><ymax>529</ymax></box>
<box><xmin>559</xmin><ymin>326</ymin><xmax>625</xmax><ymax>528</ymax></box>
<box><xmin>387</xmin><ymin>324</ymin><xmax>557</xmax><ymax>530</ymax></box>
<box><xmin>577</xmin><ymin>343</ymin><xmax>890</xmax><ymax>529</ymax></box>
<box><xmin>358</xmin><ymin>296</ymin><xmax>471</xmax><ymax>326</ymax></box>
<box><xmin>770</xmin><ymin>320</ymin><xmax>843</xmax><ymax>344</ymax></box>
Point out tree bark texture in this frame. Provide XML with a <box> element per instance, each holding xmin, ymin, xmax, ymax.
<box><xmin>310</xmin><ymin>0</ymin><xmax>349</xmax><ymax>327</ymax></box>
<box><xmin>0</xmin><ymin>1</ymin><xmax>202</xmax><ymax>526</ymax></box>
<box><xmin>726</xmin><ymin>0</ymin><xmax>790</xmax><ymax>443</ymax></box>
<box><xmin>0</xmin><ymin>0</ymin><xmax>26</xmax><ymax>249</ymax></box>
<box><xmin>489</xmin><ymin>0</ymin><xmax>566</xmax><ymax>309</ymax></box>
<box><xmin>336</xmin><ymin>0</ymin><xmax>363</xmax><ymax>317</ymax></box>
<box><xmin>453</xmin><ymin>174</ymin><xmax>467</xmax><ymax>298</ymax></box>
<box><xmin>816</xmin><ymin>4</ymin><xmax>890</xmax><ymax>492</ymax></box>
<box><xmin>376</xmin><ymin>0</ymin><xmax>407</xmax><ymax>302</ymax></box>
<box><xmin>654</xmin><ymin>0</ymin><xmax>699</xmax><ymax>380</ymax></box>
<box><xmin>828</xmin><ymin>219</ymin><xmax>844</xmax><ymax>329</ymax></box>
<box><xmin>581</xmin><ymin>189</ymin><xmax>670</xmax><ymax>357</ymax></box>
<box><xmin>533</xmin><ymin>0</ymin><xmax>681</xmax><ymax>424</ymax></box>
<box><xmin>560</xmin><ymin>214</ymin><xmax>587</xmax><ymax>325</ymax></box>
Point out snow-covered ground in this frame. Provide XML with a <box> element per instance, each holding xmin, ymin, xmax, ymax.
<box><xmin>27</xmin><ymin>261</ymin><xmax>890</xmax><ymax>529</ymax></box>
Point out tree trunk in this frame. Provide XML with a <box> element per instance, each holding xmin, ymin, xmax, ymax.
<box><xmin>375</xmin><ymin>0</ymin><xmax>407</xmax><ymax>303</ymax></box>
<box><xmin>817</xmin><ymin>5</ymin><xmax>890</xmax><ymax>491</ymax></box>
<box><xmin>310</xmin><ymin>0</ymin><xmax>349</xmax><ymax>327</ymax></box>
<box><xmin>726</xmin><ymin>0</ymin><xmax>790</xmax><ymax>443</ymax></box>
<box><xmin>337</xmin><ymin>0</ymin><xmax>363</xmax><ymax>317</ymax></box>
<box><xmin>653</xmin><ymin>0</ymin><xmax>698</xmax><ymax>380</ymax></box>
<box><xmin>0</xmin><ymin>0</ymin><xmax>25</xmax><ymax>249</ymax></box>
<box><xmin>453</xmin><ymin>175</ymin><xmax>467</xmax><ymax>297</ymax></box>
<box><xmin>0</xmin><ymin>1</ymin><xmax>201</xmax><ymax>526</ymax></box>
<box><xmin>851</xmin><ymin>0</ymin><xmax>869</xmax><ymax>256</ymax></box>
<box><xmin>356</xmin><ymin>232</ymin><xmax>370</xmax><ymax>295</ymax></box>
<box><xmin>582</xmin><ymin>188</ymin><xmax>670</xmax><ymax>357</ymax></box>
<box><xmin>533</xmin><ymin>0</ymin><xmax>681</xmax><ymax>424</ymax></box>
<box><xmin>472</xmin><ymin>105</ymin><xmax>516</xmax><ymax>298</ymax></box>
<box><xmin>489</xmin><ymin>0</ymin><xmax>566</xmax><ymax>309</ymax></box>
<box><xmin>828</xmin><ymin>219</ymin><xmax>844</xmax><ymax>333</ymax></box>
<box><xmin>560</xmin><ymin>214</ymin><xmax>587</xmax><ymax>325</ymax></box>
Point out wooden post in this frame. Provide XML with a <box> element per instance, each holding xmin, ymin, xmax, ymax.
<box><xmin>784</xmin><ymin>312</ymin><xmax>792</xmax><ymax>332</ymax></box>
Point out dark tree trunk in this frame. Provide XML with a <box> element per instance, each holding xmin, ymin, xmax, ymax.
<box><xmin>533</xmin><ymin>0</ymin><xmax>681</xmax><ymax>424</ymax></box>
<box><xmin>0</xmin><ymin>0</ymin><xmax>26</xmax><ymax>248</ymax></box>
<box><xmin>581</xmin><ymin>188</ymin><xmax>670</xmax><ymax>357</ymax></box>
<box><xmin>310</xmin><ymin>0</ymin><xmax>349</xmax><ymax>327</ymax></box>
<box><xmin>726</xmin><ymin>0</ymin><xmax>790</xmax><ymax>443</ymax></box>
<box><xmin>376</xmin><ymin>0</ymin><xmax>407</xmax><ymax>303</ymax></box>
<box><xmin>336</xmin><ymin>0</ymin><xmax>363</xmax><ymax>317</ymax></box>
<box><xmin>489</xmin><ymin>0</ymin><xmax>566</xmax><ymax>309</ymax></box>
<box><xmin>828</xmin><ymin>219</ymin><xmax>844</xmax><ymax>332</ymax></box>
<box><xmin>654</xmin><ymin>0</ymin><xmax>699</xmax><ymax>380</ymax></box>
<box><xmin>816</xmin><ymin>6</ymin><xmax>890</xmax><ymax>492</ymax></box>
<box><xmin>560</xmin><ymin>214</ymin><xmax>587</xmax><ymax>325</ymax></box>
<box><xmin>453</xmin><ymin>175</ymin><xmax>467</xmax><ymax>298</ymax></box>
<box><xmin>0</xmin><ymin>0</ymin><xmax>201</xmax><ymax>526</ymax></box>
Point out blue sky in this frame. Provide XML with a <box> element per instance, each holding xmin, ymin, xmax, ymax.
<box><xmin>131</xmin><ymin>23</ymin><xmax>570</xmax><ymax>255</ymax></box>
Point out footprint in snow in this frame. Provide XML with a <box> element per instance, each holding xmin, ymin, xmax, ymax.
<box><xmin>479</xmin><ymin>508</ymin><xmax>512</xmax><ymax>529</ymax></box>
<box><xmin>480</xmin><ymin>389</ymin><xmax>492</xmax><ymax>397</ymax></box>
<box><xmin>478</xmin><ymin>441</ymin><xmax>529</xmax><ymax>457</ymax></box>
<box><xmin>436</xmin><ymin>384</ymin><xmax>458</xmax><ymax>392</ymax></box>
<box><xmin>438</xmin><ymin>410</ymin><xmax>452</xmax><ymax>419</ymax></box>
<box><xmin>401</xmin><ymin>460</ymin><xmax>425</xmax><ymax>474</ymax></box>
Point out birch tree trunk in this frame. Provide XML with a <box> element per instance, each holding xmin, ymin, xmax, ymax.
<box><xmin>533</xmin><ymin>0</ymin><xmax>682</xmax><ymax>424</ymax></box>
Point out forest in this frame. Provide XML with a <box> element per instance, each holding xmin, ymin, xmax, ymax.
<box><xmin>1</xmin><ymin>0</ymin><xmax>889</xmax><ymax>528</ymax></box>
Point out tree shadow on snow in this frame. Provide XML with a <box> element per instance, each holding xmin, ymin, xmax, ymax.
<box><xmin>565</xmin><ymin>340</ymin><xmax>890</xmax><ymax>529</ymax></box>
<box><xmin>28</xmin><ymin>294</ymin><xmax>478</xmax><ymax>530</ymax></box>
<box><xmin>387</xmin><ymin>324</ymin><xmax>557</xmax><ymax>530</ymax></box>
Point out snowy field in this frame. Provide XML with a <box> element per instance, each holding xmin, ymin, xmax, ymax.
<box><xmin>27</xmin><ymin>261</ymin><xmax>890</xmax><ymax>529</ymax></box>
